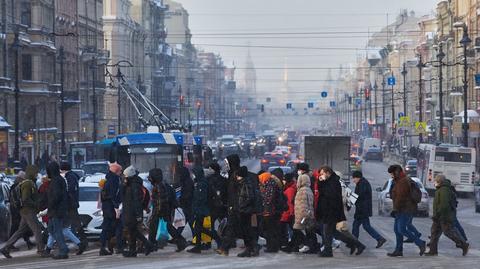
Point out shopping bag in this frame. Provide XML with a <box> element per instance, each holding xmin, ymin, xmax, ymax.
<box><xmin>156</xmin><ymin>218</ymin><xmax>169</xmax><ymax>241</ymax></box>
<box><xmin>217</xmin><ymin>217</ymin><xmax>228</xmax><ymax>237</ymax></box>
<box><xmin>192</xmin><ymin>216</ymin><xmax>212</xmax><ymax>244</ymax></box>
<box><xmin>173</xmin><ymin>208</ymin><xmax>186</xmax><ymax>228</ymax></box>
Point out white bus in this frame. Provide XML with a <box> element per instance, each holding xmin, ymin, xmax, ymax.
<box><xmin>417</xmin><ymin>144</ymin><xmax>476</xmax><ymax>194</ymax></box>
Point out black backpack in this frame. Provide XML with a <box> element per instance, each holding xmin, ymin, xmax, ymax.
<box><xmin>449</xmin><ymin>185</ymin><xmax>458</xmax><ymax>210</ymax></box>
<box><xmin>409</xmin><ymin>179</ymin><xmax>422</xmax><ymax>204</ymax></box>
<box><xmin>208</xmin><ymin>176</ymin><xmax>226</xmax><ymax>210</ymax></box>
<box><xmin>10</xmin><ymin>183</ymin><xmax>23</xmax><ymax>209</ymax></box>
<box><xmin>274</xmin><ymin>186</ymin><xmax>289</xmax><ymax>213</ymax></box>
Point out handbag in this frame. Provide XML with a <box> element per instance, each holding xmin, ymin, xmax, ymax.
<box><xmin>173</xmin><ymin>208</ymin><xmax>186</xmax><ymax>228</ymax></box>
<box><xmin>156</xmin><ymin>218</ymin><xmax>170</xmax><ymax>241</ymax></box>
<box><xmin>192</xmin><ymin>216</ymin><xmax>212</xmax><ymax>244</ymax></box>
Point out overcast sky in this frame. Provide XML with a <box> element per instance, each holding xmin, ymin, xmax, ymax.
<box><xmin>175</xmin><ymin>0</ymin><xmax>438</xmax><ymax>101</ymax></box>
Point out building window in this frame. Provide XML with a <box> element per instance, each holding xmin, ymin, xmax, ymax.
<box><xmin>20</xmin><ymin>1</ymin><xmax>31</xmax><ymax>27</ymax></box>
<box><xmin>22</xmin><ymin>54</ymin><xmax>32</xmax><ymax>80</ymax></box>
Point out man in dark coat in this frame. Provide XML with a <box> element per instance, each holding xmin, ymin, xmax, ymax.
<box><xmin>122</xmin><ymin>166</ymin><xmax>154</xmax><ymax>258</ymax></box>
<box><xmin>46</xmin><ymin>162</ymin><xmax>69</xmax><ymax>259</ymax></box>
<box><xmin>99</xmin><ymin>163</ymin><xmax>123</xmax><ymax>256</ymax></box>
<box><xmin>61</xmin><ymin>162</ymin><xmax>87</xmax><ymax>250</ymax></box>
<box><xmin>178</xmin><ymin>166</ymin><xmax>194</xmax><ymax>233</ymax></box>
<box><xmin>387</xmin><ymin>165</ymin><xmax>426</xmax><ymax>257</ymax></box>
<box><xmin>188</xmin><ymin>166</ymin><xmax>221</xmax><ymax>253</ymax></box>
<box><xmin>351</xmin><ymin>171</ymin><xmax>386</xmax><ymax>248</ymax></box>
<box><xmin>317</xmin><ymin>166</ymin><xmax>364</xmax><ymax>257</ymax></box>
<box><xmin>148</xmin><ymin>168</ymin><xmax>187</xmax><ymax>252</ymax></box>
<box><xmin>206</xmin><ymin>162</ymin><xmax>227</xmax><ymax>241</ymax></box>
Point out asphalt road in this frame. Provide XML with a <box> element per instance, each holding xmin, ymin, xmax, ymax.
<box><xmin>1</xmin><ymin>159</ymin><xmax>480</xmax><ymax>269</ymax></box>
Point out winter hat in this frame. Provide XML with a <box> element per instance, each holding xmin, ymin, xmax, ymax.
<box><xmin>257</xmin><ymin>170</ymin><xmax>266</xmax><ymax>176</ymax></box>
<box><xmin>208</xmin><ymin>162</ymin><xmax>221</xmax><ymax>173</ymax></box>
<box><xmin>284</xmin><ymin>173</ymin><xmax>295</xmax><ymax>183</ymax></box>
<box><xmin>236</xmin><ymin>166</ymin><xmax>248</xmax><ymax>178</ymax></box>
<box><xmin>123</xmin><ymin>165</ymin><xmax>138</xmax><ymax>178</ymax></box>
<box><xmin>25</xmin><ymin>165</ymin><xmax>39</xmax><ymax>181</ymax></box>
<box><xmin>258</xmin><ymin>172</ymin><xmax>271</xmax><ymax>184</ymax></box>
<box><xmin>352</xmin><ymin>170</ymin><xmax>363</xmax><ymax>179</ymax></box>
<box><xmin>297</xmin><ymin>162</ymin><xmax>309</xmax><ymax>172</ymax></box>
<box><xmin>109</xmin><ymin>163</ymin><xmax>123</xmax><ymax>175</ymax></box>
<box><xmin>149</xmin><ymin>168</ymin><xmax>163</xmax><ymax>183</ymax></box>
<box><xmin>271</xmin><ymin>168</ymin><xmax>284</xmax><ymax>180</ymax></box>
<box><xmin>60</xmin><ymin>161</ymin><xmax>71</xmax><ymax>172</ymax></box>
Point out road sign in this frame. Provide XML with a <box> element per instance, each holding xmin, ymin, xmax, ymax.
<box><xmin>397</xmin><ymin>128</ymin><xmax>404</xmax><ymax>136</ymax></box>
<box><xmin>398</xmin><ymin>112</ymin><xmax>404</xmax><ymax>118</ymax></box>
<box><xmin>307</xmin><ymin>102</ymin><xmax>314</xmax><ymax>108</ymax></box>
<box><xmin>355</xmin><ymin>98</ymin><xmax>362</xmax><ymax>106</ymax></box>
<box><xmin>415</xmin><ymin>121</ymin><xmax>427</xmax><ymax>134</ymax></box>
<box><xmin>388</xmin><ymin>76</ymin><xmax>396</xmax><ymax>86</ymax></box>
<box><xmin>475</xmin><ymin>74</ymin><xmax>480</xmax><ymax>86</ymax></box>
<box><xmin>399</xmin><ymin>116</ymin><xmax>410</xmax><ymax>127</ymax></box>
<box><xmin>108</xmin><ymin>125</ymin><xmax>116</xmax><ymax>136</ymax></box>
<box><xmin>330</xmin><ymin>101</ymin><xmax>336</xmax><ymax>108</ymax></box>
<box><xmin>321</xmin><ymin>91</ymin><xmax>328</xmax><ymax>98</ymax></box>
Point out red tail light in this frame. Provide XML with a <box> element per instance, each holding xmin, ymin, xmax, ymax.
<box><xmin>428</xmin><ymin>169</ymin><xmax>432</xmax><ymax>181</ymax></box>
<box><xmin>261</xmin><ymin>159</ymin><xmax>268</xmax><ymax>164</ymax></box>
<box><xmin>279</xmin><ymin>159</ymin><xmax>286</xmax><ymax>164</ymax></box>
<box><xmin>284</xmin><ymin>154</ymin><xmax>289</xmax><ymax>158</ymax></box>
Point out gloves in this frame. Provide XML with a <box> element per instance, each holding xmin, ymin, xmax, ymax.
<box><xmin>390</xmin><ymin>211</ymin><xmax>397</xmax><ymax>218</ymax></box>
<box><xmin>115</xmin><ymin>208</ymin><xmax>121</xmax><ymax>219</ymax></box>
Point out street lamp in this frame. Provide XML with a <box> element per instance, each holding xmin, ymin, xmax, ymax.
<box><xmin>416</xmin><ymin>54</ymin><xmax>424</xmax><ymax>144</ymax></box>
<box><xmin>57</xmin><ymin>46</ymin><xmax>66</xmax><ymax>161</ymax></box>
<box><xmin>196</xmin><ymin>100</ymin><xmax>201</xmax><ymax>134</ymax></box>
<box><xmin>436</xmin><ymin>42</ymin><xmax>446</xmax><ymax>143</ymax></box>
<box><xmin>401</xmin><ymin>63</ymin><xmax>408</xmax><ymax>148</ymax></box>
<box><xmin>453</xmin><ymin>21</ymin><xmax>472</xmax><ymax>147</ymax></box>
<box><xmin>12</xmin><ymin>29</ymin><xmax>20</xmax><ymax>162</ymax></box>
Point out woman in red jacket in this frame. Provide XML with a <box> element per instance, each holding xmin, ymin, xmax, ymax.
<box><xmin>279</xmin><ymin>173</ymin><xmax>297</xmax><ymax>252</ymax></box>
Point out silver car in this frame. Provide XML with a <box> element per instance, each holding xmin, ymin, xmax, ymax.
<box><xmin>376</xmin><ymin>177</ymin><xmax>429</xmax><ymax>217</ymax></box>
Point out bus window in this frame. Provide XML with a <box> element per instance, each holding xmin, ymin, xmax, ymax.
<box><xmin>434</xmin><ymin>151</ymin><xmax>471</xmax><ymax>163</ymax></box>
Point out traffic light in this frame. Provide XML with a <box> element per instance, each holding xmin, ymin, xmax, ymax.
<box><xmin>261</xmin><ymin>104</ymin><xmax>265</xmax><ymax>112</ymax></box>
<box><xmin>348</xmin><ymin>96</ymin><xmax>352</xmax><ymax>104</ymax></box>
<box><xmin>365</xmin><ymin>89</ymin><xmax>370</xmax><ymax>101</ymax></box>
<box><xmin>286</xmin><ymin>103</ymin><xmax>292</xmax><ymax>109</ymax></box>
<box><xmin>180</xmin><ymin>95</ymin><xmax>185</xmax><ymax>105</ymax></box>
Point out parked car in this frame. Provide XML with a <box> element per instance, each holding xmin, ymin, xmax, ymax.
<box><xmin>82</xmin><ymin>161</ymin><xmax>109</xmax><ymax>183</ymax></box>
<box><xmin>260</xmin><ymin>153</ymin><xmax>287</xmax><ymax>171</ymax></box>
<box><xmin>376</xmin><ymin>177</ymin><xmax>429</xmax><ymax>217</ymax></box>
<box><xmin>405</xmin><ymin>159</ymin><xmax>417</xmax><ymax>177</ymax></box>
<box><xmin>267</xmin><ymin>166</ymin><xmax>293</xmax><ymax>175</ymax></box>
<box><xmin>0</xmin><ymin>181</ymin><xmax>11</xmax><ymax>241</ymax></box>
<box><xmin>364</xmin><ymin>147</ymin><xmax>383</xmax><ymax>162</ymax></box>
<box><xmin>287</xmin><ymin>159</ymin><xmax>304</xmax><ymax>171</ymax></box>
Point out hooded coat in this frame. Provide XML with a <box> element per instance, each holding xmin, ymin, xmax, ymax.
<box><xmin>391</xmin><ymin>173</ymin><xmax>417</xmax><ymax>215</ymax></box>
<box><xmin>179</xmin><ymin>167</ymin><xmax>194</xmax><ymax>212</ymax></box>
<box><xmin>102</xmin><ymin>170</ymin><xmax>122</xmax><ymax>218</ymax></box>
<box><xmin>122</xmin><ymin>175</ymin><xmax>144</xmax><ymax>227</ymax></box>
<box><xmin>259</xmin><ymin>172</ymin><xmax>278</xmax><ymax>217</ymax></box>
<box><xmin>280</xmin><ymin>180</ymin><xmax>297</xmax><ymax>223</ymax></box>
<box><xmin>353</xmin><ymin>177</ymin><xmax>373</xmax><ymax>220</ymax></box>
<box><xmin>226</xmin><ymin>154</ymin><xmax>241</xmax><ymax>210</ymax></box>
<box><xmin>433</xmin><ymin>179</ymin><xmax>455</xmax><ymax>222</ymax></box>
<box><xmin>192</xmin><ymin>166</ymin><xmax>210</xmax><ymax>217</ymax></box>
<box><xmin>316</xmin><ymin>172</ymin><xmax>346</xmax><ymax>224</ymax></box>
<box><xmin>46</xmin><ymin>162</ymin><xmax>68</xmax><ymax>219</ymax></box>
<box><xmin>293</xmin><ymin>174</ymin><xmax>314</xmax><ymax>230</ymax></box>
<box><xmin>206</xmin><ymin>168</ymin><xmax>227</xmax><ymax>218</ymax></box>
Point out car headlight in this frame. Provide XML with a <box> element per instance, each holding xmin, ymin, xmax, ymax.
<box><xmin>93</xmin><ymin>210</ymin><xmax>103</xmax><ymax>217</ymax></box>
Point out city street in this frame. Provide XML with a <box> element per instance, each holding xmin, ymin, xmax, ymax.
<box><xmin>1</xmin><ymin>160</ymin><xmax>480</xmax><ymax>269</ymax></box>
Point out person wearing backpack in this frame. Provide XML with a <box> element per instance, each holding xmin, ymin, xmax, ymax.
<box><xmin>0</xmin><ymin>167</ymin><xmax>45</xmax><ymax>259</ymax></box>
<box><xmin>387</xmin><ymin>165</ymin><xmax>426</xmax><ymax>257</ymax></box>
<box><xmin>61</xmin><ymin>162</ymin><xmax>87</xmax><ymax>250</ymax></box>
<box><xmin>425</xmin><ymin>175</ymin><xmax>469</xmax><ymax>256</ymax></box>
<box><xmin>258</xmin><ymin>171</ymin><xmax>282</xmax><ymax>253</ymax></box>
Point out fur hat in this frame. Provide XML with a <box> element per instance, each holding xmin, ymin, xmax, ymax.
<box><xmin>123</xmin><ymin>165</ymin><xmax>137</xmax><ymax>178</ymax></box>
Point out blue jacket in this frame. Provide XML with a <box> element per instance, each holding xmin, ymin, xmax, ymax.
<box><xmin>192</xmin><ymin>167</ymin><xmax>210</xmax><ymax>217</ymax></box>
<box><xmin>101</xmin><ymin>171</ymin><xmax>122</xmax><ymax>218</ymax></box>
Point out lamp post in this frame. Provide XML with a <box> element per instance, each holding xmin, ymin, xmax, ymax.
<box><xmin>374</xmin><ymin>81</ymin><xmax>378</xmax><ymax>132</ymax></box>
<box><xmin>437</xmin><ymin>42</ymin><xmax>445</xmax><ymax>143</ymax></box>
<box><xmin>381</xmin><ymin>76</ymin><xmax>386</xmax><ymax>140</ymax></box>
<box><xmin>196</xmin><ymin>100</ymin><xmax>201</xmax><ymax>134</ymax></box>
<box><xmin>401</xmin><ymin>63</ymin><xmax>408</xmax><ymax>148</ymax></box>
<box><xmin>90</xmin><ymin>58</ymin><xmax>98</xmax><ymax>144</ymax></box>
<box><xmin>58</xmin><ymin>46</ymin><xmax>66</xmax><ymax>160</ymax></box>
<box><xmin>391</xmin><ymin>72</ymin><xmax>395</xmax><ymax>137</ymax></box>
<box><xmin>12</xmin><ymin>29</ymin><xmax>20</xmax><ymax>162</ymax></box>
<box><xmin>454</xmin><ymin>22</ymin><xmax>472</xmax><ymax>147</ymax></box>
<box><xmin>416</xmin><ymin>54</ymin><xmax>424</xmax><ymax>143</ymax></box>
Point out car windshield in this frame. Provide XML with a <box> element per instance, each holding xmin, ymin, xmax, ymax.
<box><xmin>82</xmin><ymin>163</ymin><xmax>108</xmax><ymax>175</ymax></box>
<box><xmin>79</xmin><ymin>187</ymin><xmax>99</xmax><ymax>202</ymax></box>
<box><xmin>407</xmin><ymin>160</ymin><xmax>417</xmax><ymax>166</ymax></box>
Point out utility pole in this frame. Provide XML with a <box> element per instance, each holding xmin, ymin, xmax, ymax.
<box><xmin>401</xmin><ymin>63</ymin><xmax>408</xmax><ymax>148</ymax></box>
<box><xmin>382</xmin><ymin>76</ymin><xmax>386</xmax><ymax>140</ymax></box>
<box><xmin>91</xmin><ymin>57</ymin><xmax>98</xmax><ymax>144</ymax></box>
<box><xmin>391</xmin><ymin>75</ymin><xmax>395</xmax><ymax>137</ymax></box>
<box><xmin>13</xmin><ymin>30</ymin><xmax>20</xmax><ymax>162</ymax></box>
<box><xmin>116</xmin><ymin>67</ymin><xmax>122</xmax><ymax>135</ymax></box>
<box><xmin>437</xmin><ymin>42</ymin><xmax>445</xmax><ymax>143</ymax></box>
<box><xmin>417</xmin><ymin>54</ymin><xmax>424</xmax><ymax>143</ymax></box>
<box><xmin>460</xmin><ymin>26</ymin><xmax>471</xmax><ymax>147</ymax></box>
<box><xmin>58</xmin><ymin>46</ymin><xmax>66</xmax><ymax>160</ymax></box>
<box><xmin>374</xmin><ymin>81</ymin><xmax>378</xmax><ymax>132</ymax></box>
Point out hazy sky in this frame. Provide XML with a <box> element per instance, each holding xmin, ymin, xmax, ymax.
<box><xmin>175</xmin><ymin>0</ymin><xmax>439</xmax><ymax>102</ymax></box>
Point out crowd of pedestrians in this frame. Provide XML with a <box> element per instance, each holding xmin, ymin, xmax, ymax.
<box><xmin>0</xmin><ymin>155</ymin><xmax>470</xmax><ymax>260</ymax></box>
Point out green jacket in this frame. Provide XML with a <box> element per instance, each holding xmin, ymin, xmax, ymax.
<box><xmin>19</xmin><ymin>179</ymin><xmax>39</xmax><ymax>213</ymax></box>
<box><xmin>432</xmin><ymin>180</ymin><xmax>455</xmax><ymax>222</ymax></box>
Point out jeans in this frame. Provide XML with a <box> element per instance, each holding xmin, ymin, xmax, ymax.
<box><xmin>394</xmin><ymin>213</ymin><xmax>425</xmax><ymax>252</ymax></box>
<box><xmin>407</xmin><ymin>217</ymin><xmax>421</xmax><ymax>238</ymax></box>
<box><xmin>100</xmin><ymin>216</ymin><xmax>123</xmax><ymax>250</ymax></box>
<box><xmin>352</xmin><ymin>218</ymin><xmax>383</xmax><ymax>241</ymax></box>
<box><xmin>47</xmin><ymin>227</ymin><xmax>80</xmax><ymax>248</ymax></box>
<box><xmin>454</xmin><ymin>217</ymin><xmax>468</xmax><ymax>241</ymax></box>
<box><xmin>48</xmin><ymin>218</ymin><xmax>69</xmax><ymax>256</ymax></box>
